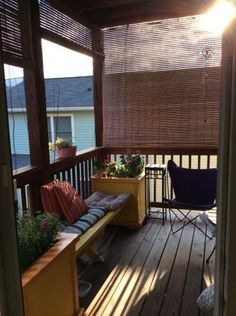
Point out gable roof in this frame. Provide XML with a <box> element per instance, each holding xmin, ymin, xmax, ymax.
<box><xmin>6</xmin><ymin>76</ymin><xmax>93</xmax><ymax>109</ymax></box>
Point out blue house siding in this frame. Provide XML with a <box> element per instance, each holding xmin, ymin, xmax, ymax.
<box><xmin>8</xmin><ymin>110</ymin><xmax>95</xmax><ymax>157</ymax></box>
<box><xmin>74</xmin><ymin>110</ymin><xmax>95</xmax><ymax>150</ymax></box>
<box><xmin>7</xmin><ymin>76</ymin><xmax>95</xmax><ymax>169</ymax></box>
<box><xmin>8</xmin><ymin>113</ymin><xmax>30</xmax><ymax>154</ymax></box>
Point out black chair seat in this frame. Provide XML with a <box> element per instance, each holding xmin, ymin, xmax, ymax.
<box><xmin>166</xmin><ymin>160</ymin><xmax>217</xmax><ymax>239</ymax></box>
<box><xmin>167</xmin><ymin>199</ymin><xmax>216</xmax><ymax>211</ymax></box>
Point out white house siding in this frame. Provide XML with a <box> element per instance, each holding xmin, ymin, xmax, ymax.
<box><xmin>74</xmin><ymin>110</ymin><xmax>95</xmax><ymax>150</ymax></box>
<box><xmin>8</xmin><ymin>112</ymin><xmax>30</xmax><ymax>154</ymax></box>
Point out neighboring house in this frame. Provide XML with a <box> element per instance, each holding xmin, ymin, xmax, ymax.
<box><xmin>7</xmin><ymin>76</ymin><xmax>95</xmax><ymax>169</ymax></box>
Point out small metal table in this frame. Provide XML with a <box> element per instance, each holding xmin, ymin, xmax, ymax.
<box><xmin>145</xmin><ymin>164</ymin><xmax>167</xmax><ymax>225</ymax></box>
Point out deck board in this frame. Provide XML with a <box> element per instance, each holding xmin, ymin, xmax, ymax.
<box><xmin>180</xmin><ymin>224</ymin><xmax>206</xmax><ymax>316</ymax></box>
<box><xmin>159</xmin><ymin>222</ymin><xmax>195</xmax><ymax>316</ymax></box>
<box><xmin>78</xmin><ymin>213</ymin><xmax>215</xmax><ymax>316</ymax></box>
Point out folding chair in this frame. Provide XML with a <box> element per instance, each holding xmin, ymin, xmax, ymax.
<box><xmin>165</xmin><ymin>160</ymin><xmax>217</xmax><ymax>238</ymax></box>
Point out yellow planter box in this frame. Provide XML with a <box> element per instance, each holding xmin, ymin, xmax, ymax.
<box><xmin>91</xmin><ymin>174</ymin><xmax>146</xmax><ymax>228</ymax></box>
<box><xmin>22</xmin><ymin>233</ymin><xmax>83</xmax><ymax>316</ymax></box>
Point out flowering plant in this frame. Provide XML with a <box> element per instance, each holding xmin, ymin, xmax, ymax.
<box><xmin>94</xmin><ymin>154</ymin><xmax>144</xmax><ymax>178</ymax></box>
<box><xmin>17</xmin><ymin>212</ymin><xmax>60</xmax><ymax>273</ymax></box>
<box><xmin>93</xmin><ymin>155</ymin><xmax>109</xmax><ymax>172</ymax></box>
<box><xmin>114</xmin><ymin>154</ymin><xmax>144</xmax><ymax>178</ymax></box>
<box><xmin>49</xmin><ymin>137</ymin><xmax>75</xmax><ymax>151</ymax></box>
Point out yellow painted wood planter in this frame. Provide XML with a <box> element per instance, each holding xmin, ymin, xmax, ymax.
<box><xmin>92</xmin><ymin>174</ymin><xmax>146</xmax><ymax>228</ymax></box>
<box><xmin>22</xmin><ymin>233</ymin><xmax>83</xmax><ymax>316</ymax></box>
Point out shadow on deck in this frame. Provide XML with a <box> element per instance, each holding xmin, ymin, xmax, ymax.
<box><xmin>78</xmin><ymin>215</ymin><xmax>215</xmax><ymax>316</ymax></box>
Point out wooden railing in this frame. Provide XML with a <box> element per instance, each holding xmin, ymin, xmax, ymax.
<box><xmin>13</xmin><ymin>148</ymin><xmax>103</xmax><ymax>213</ymax></box>
<box><xmin>13</xmin><ymin>146</ymin><xmax>217</xmax><ymax>214</ymax></box>
<box><xmin>49</xmin><ymin>148</ymin><xmax>102</xmax><ymax>199</ymax></box>
<box><xmin>102</xmin><ymin>147</ymin><xmax>218</xmax><ymax>205</ymax></box>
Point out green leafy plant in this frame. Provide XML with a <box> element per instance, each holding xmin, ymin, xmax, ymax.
<box><xmin>49</xmin><ymin>137</ymin><xmax>74</xmax><ymax>151</ymax></box>
<box><xmin>17</xmin><ymin>212</ymin><xmax>60</xmax><ymax>273</ymax></box>
<box><xmin>93</xmin><ymin>155</ymin><xmax>109</xmax><ymax>172</ymax></box>
<box><xmin>93</xmin><ymin>154</ymin><xmax>144</xmax><ymax>178</ymax></box>
<box><xmin>116</xmin><ymin>154</ymin><xmax>144</xmax><ymax>177</ymax></box>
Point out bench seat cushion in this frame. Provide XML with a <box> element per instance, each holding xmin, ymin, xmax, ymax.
<box><xmin>85</xmin><ymin>191</ymin><xmax>131</xmax><ymax>210</ymax></box>
<box><xmin>61</xmin><ymin>207</ymin><xmax>107</xmax><ymax>236</ymax></box>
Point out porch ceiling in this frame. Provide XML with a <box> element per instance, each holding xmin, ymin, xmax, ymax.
<box><xmin>54</xmin><ymin>0</ymin><xmax>216</xmax><ymax>27</ymax></box>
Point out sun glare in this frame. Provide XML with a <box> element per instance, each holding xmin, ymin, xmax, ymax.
<box><xmin>200</xmin><ymin>0</ymin><xmax>235</xmax><ymax>35</ymax></box>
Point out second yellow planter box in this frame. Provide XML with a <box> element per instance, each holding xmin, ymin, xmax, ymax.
<box><xmin>91</xmin><ymin>174</ymin><xmax>146</xmax><ymax>228</ymax></box>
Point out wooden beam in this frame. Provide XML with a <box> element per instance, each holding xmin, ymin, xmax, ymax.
<box><xmin>76</xmin><ymin>0</ymin><xmax>151</xmax><ymax>11</ymax></box>
<box><xmin>78</xmin><ymin>0</ymin><xmax>215</xmax><ymax>27</ymax></box>
<box><xmin>2</xmin><ymin>52</ymin><xmax>35</xmax><ymax>70</ymax></box>
<box><xmin>102</xmin><ymin>146</ymin><xmax>218</xmax><ymax>155</ymax></box>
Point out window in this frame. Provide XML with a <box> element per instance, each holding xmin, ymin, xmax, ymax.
<box><xmin>5</xmin><ymin>64</ymin><xmax>31</xmax><ymax>170</ymax></box>
<box><xmin>42</xmin><ymin>39</ymin><xmax>95</xmax><ymax>151</ymax></box>
<box><xmin>47</xmin><ymin>115</ymin><xmax>73</xmax><ymax>142</ymax></box>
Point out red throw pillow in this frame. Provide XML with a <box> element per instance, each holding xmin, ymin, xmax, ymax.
<box><xmin>40</xmin><ymin>180</ymin><xmax>63</xmax><ymax>218</ymax></box>
<box><xmin>53</xmin><ymin>180</ymin><xmax>88</xmax><ymax>224</ymax></box>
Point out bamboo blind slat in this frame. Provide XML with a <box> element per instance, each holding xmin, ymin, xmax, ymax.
<box><xmin>102</xmin><ymin>16</ymin><xmax>222</xmax><ymax>148</ymax></box>
<box><xmin>0</xmin><ymin>0</ymin><xmax>23</xmax><ymax>60</ymax></box>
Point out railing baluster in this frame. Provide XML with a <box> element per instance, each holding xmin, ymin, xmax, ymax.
<box><xmin>179</xmin><ymin>155</ymin><xmax>182</xmax><ymax>167</ymax></box>
<box><xmin>85</xmin><ymin>160</ymin><xmax>89</xmax><ymax>198</ymax></box>
<box><xmin>76</xmin><ymin>163</ymin><xmax>81</xmax><ymax>194</ymax></box>
<box><xmin>207</xmin><ymin>155</ymin><xmax>210</xmax><ymax>169</ymax></box>
<box><xmin>21</xmin><ymin>187</ymin><xmax>27</xmax><ymax>213</ymax></box>
<box><xmin>81</xmin><ymin>161</ymin><xmax>85</xmax><ymax>198</ymax></box>
<box><xmin>72</xmin><ymin>166</ymin><xmax>76</xmax><ymax>190</ymax></box>
<box><xmin>198</xmin><ymin>155</ymin><xmax>201</xmax><ymax>169</ymax></box>
<box><xmin>188</xmin><ymin>155</ymin><xmax>191</xmax><ymax>168</ymax></box>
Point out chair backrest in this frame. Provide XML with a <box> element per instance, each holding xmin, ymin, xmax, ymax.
<box><xmin>167</xmin><ymin>160</ymin><xmax>217</xmax><ymax>206</ymax></box>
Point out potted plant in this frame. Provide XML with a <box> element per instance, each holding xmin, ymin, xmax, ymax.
<box><xmin>17</xmin><ymin>212</ymin><xmax>61</xmax><ymax>273</ymax></box>
<box><xmin>110</xmin><ymin>154</ymin><xmax>144</xmax><ymax>178</ymax></box>
<box><xmin>18</xmin><ymin>213</ymin><xmax>82</xmax><ymax>316</ymax></box>
<box><xmin>92</xmin><ymin>154</ymin><xmax>146</xmax><ymax>228</ymax></box>
<box><xmin>93</xmin><ymin>154</ymin><xmax>144</xmax><ymax>178</ymax></box>
<box><xmin>93</xmin><ymin>155</ymin><xmax>109</xmax><ymax>178</ymax></box>
<box><xmin>49</xmin><ymin>137</ymin><xmax>77</xmax><ymax>159</ymax></box>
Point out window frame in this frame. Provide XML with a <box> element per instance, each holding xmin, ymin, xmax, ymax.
<box><xmin>47</xmin><ymin>113</ymin><xmax>74</xmax><ymax>143</ymax></box>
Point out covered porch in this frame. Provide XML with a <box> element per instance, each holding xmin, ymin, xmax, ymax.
<box><xmin>1</xmin><ymin>0</ymin><xmax>236</xmax><ymax>315</ymax></box>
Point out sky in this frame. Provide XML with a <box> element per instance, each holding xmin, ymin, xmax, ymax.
<box><xmin>4</xmin><ymin>39</ymin><xmax>93</xmax><ymax>80</ymax></box>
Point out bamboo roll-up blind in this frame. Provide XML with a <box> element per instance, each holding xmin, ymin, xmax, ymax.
<box><xmin>102</xmin><ymin>16</ymin><xmax>222</xmax><ymax>149</ymax></box>
<box><xmin>0</xmin><ymin>0</ymin><xmax>23</xmax><ymax>60</ymax></box>
<box><xmin>39</xmin><ymin>0</ymin><xmax>103</xmax><ymax>57</ymax></box>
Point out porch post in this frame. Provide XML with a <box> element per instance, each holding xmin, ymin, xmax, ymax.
<box><xmin>93</xmin><ymin>29</ymin><xmax>104</xmax><ymax>147</ymax></box>
<box><xmin>215</xmin><ymin>21</ymin><xmax>236</xmax><ymax>316</ymax></box>
<box><xmin>19</xmin><ymin>0</ymin><xmax>51</xmax><ymax>210</ymax></box>
<box><xmin>0</xmin><ymin>42</ymin><xmax>24</xmax><ymax>316</ymax></box>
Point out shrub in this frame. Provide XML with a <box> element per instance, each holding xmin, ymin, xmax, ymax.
<box><xmin>17</xmin><ymin>212</ymin><xmax>60</xmax><ymax>273</ymax></box>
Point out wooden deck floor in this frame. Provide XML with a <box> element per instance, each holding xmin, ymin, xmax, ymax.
<box><xmin>78</xmin><ymin>213</ymin><xmax>215</xmax><ymax>316</ymax></box>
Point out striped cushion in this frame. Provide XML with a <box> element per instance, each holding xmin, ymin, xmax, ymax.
<box><xmin>88</xmin><ymin>207</ymin><xmax>107</xmax><ymax>219</ymax></box>
<box><xmin>61</xmin><ymin>207</ymin><xmax>107</xmax><ymax>236</ymax></box>
<box><xmin>53</xmin><ymin>181</ymin><xmax>88</xmax><ymax>224</ymax></box>
<box><xmin>40</xmin><ymin>180</ymin><xmax>63</xmax><ymax>218</ymax></box>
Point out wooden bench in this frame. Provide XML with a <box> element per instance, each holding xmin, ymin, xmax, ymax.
<box><xmin>74</xmin><ymin>207</ymin><xmax>123</xmax><ymax>262</ymax></box>
<box><xmin>71</xmin><ymin>190</ymin><xmax>132</xmax><ymax>261</ymax></box>
<box><xmin>41</xmin><ymin>180</ymin><xmax>131</xmax><ymax>262</ymax></box>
